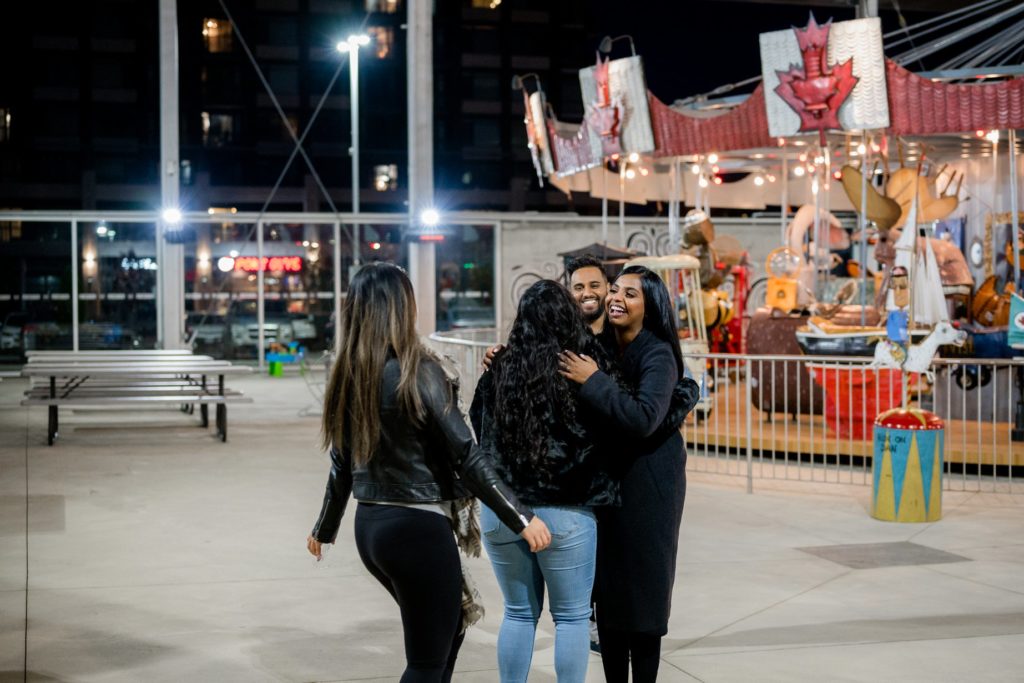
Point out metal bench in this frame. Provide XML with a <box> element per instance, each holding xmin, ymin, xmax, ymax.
<box><xmin>21</xmin><ymin>353</ymin><xmax>253</xmax><ymax>445</ymax></box>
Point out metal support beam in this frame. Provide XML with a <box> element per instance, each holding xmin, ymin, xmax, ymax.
<box><xmin>408</xmin><ymin>0</ymin><xmax>435</xmax><ymax>334</ymax></box>
<box><xmin>350</xmin><ymin>44</ymin><xmax>361</xmax><ymax>270</ymax></box>
<box><xmin>70</xmin><ymin>220</ymin><xmax>79</xmax><ymax>351</ymax></box>
<box><xmin>158</xmin><ymin>0</ymin><xmax>185</xmax><ymax>349</ymax></box>
<box><xmin>333</xmin><ymin>221</ymin><xmax>342</xmax><ymax>352</ymax></box>
<box><xmin>257</xmin><ymin>220</ymin><xmax>265</xmax><ymax>371</ymax></box>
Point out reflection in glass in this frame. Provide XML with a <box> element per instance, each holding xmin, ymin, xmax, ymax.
<box><xmin>0</xmin><ymin>221</ymin><xmax>72</xmax><ymax>362</ymax></box>
<box><xmin>202</xmin><ymin>18</ymin><xmax>233</xmax><ymax>53</ymax></box>
<box><xmin>77</xmin><ymin>222</ymin><xmax>158</xmax><ymax>350</ymax></box>
<box><xmin>434</xmin><ymin>225</ymin><xmax>494</xmax><ymax>332</ymax></box>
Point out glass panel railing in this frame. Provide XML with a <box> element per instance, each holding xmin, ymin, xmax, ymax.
<box><xmin>77</xmin><ymin>221</ymin><xmax>158</xmax><ymax>350</ymax></box>
<box><xmin>0</xmin><ymin>220</ymin><xmax>73</xmax><ymax>364</ymax></box>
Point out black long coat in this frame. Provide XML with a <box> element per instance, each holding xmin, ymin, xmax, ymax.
<box><xmin>579</xmin><ymin>328</ymin><xmax>687</xmax><ymax>636</ymax></box>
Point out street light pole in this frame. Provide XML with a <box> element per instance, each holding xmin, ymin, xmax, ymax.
<box><xmin>338</xmin><ymin>34</ymin><xmax>369</xmax><ymax>276</ymax></box>
<box><xmin>350</xmin><ymin>38</ymin><xmax>361</xmax><ymax>270</ymax></box>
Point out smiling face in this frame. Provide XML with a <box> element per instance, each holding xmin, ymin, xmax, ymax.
<box><xmin>570</xmin><ymin>266</ymin><xmax>609</xmax><ymax>325</ymax></box>
<box><xmin>605</xmin><ymin>272</ymin><xmax>645</xmax><ymax>331</ymax></box>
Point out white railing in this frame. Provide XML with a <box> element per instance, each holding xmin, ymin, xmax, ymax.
<box><xmin>426</xmin><ymin>333</ymin><xmax>1024</xmax><ymax>495</ymax></box>
<box><xmin>425</xmin><ymin>328</ymin><xmax>497</xmax><ymax>400</ymax></box>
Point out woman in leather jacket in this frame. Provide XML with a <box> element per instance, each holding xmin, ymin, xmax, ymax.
<box><xmin>307</xmin><ymin>263</ymin><xmax>550</xmax><ymax>683</ymax></box>
<box><xmin>470</xmin><ymin>280</ymin><xmax>617</xmax><ymax>683</ymax></box>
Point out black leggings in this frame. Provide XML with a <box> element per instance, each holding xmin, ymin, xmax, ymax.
<box><xmin>596</xmin><ymin>622</ymin><xmax>662</xmax><ymax>683</ymax></box>
<box><xmin>354</xmin><ymin>503</ymin><xmax>464</xmax><ymax>683</ymax></box>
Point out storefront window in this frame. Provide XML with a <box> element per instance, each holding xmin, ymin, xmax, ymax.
<box><xmin>77</xmin><ymin>221</ymin><xmax>158</xmax><ymax>350</ymax></box>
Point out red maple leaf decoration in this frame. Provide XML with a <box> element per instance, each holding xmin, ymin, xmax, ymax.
<box><xmin>774</xmin><ymin>15</ymin><xmax>858</xmax><ymax>144</ymax></box>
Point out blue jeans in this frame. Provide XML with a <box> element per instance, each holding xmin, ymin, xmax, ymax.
<box><xmin>481</xmin><ymin>504</ymin><xmax>597</xmax><ymax>683</ymax></box>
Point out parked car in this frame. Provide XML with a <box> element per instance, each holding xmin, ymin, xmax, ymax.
<box><xmin>230</xmin><ymin>314</ymin><xmax>317</xmax><ymax>354</ymax></box>
<box><xmin>0</xmin><ymin>312</ymin><xmax>28</xmax><ymax>350</ymax></box>
<box><xmin>78</xmin><ymin>322</ymin><xmax>139</xmax><ymax>350</ymax></box>
<box><xmin>2</xmin><ymin>311</ymin><xmax>71</xmax><ymax>352</ymax></box>
<box><xmin>445</xmin><ymin>299</ymin><xmax>495</xmax><ymax>330</ymax></box>
<box><xmin>186</xmin><ymin>313</ymin><xmax>230</xmax><ymax>347</ymax></box>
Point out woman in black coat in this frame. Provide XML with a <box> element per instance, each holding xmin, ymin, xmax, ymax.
<box><xmin>560</xmin><ymin>265</ymin><xmax>696</xmax><ymax>683</ymax></box>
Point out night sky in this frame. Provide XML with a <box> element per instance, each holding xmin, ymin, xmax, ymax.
<box><xmin>587</xmin><ymin>1</ymin><xmax>933</xmax><ymax>101</ymax></box>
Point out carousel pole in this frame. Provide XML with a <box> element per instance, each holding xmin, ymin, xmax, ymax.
<box><xmin>823</xmin><ymin>143</ymin><xmax>833</xmax><ymax>300</ymax></box>
<box><xmin>859</xmin><ymin>132</ymin><xmax>869</xmax><ymax>326</ymax></box>
<box><xmin>1009</xmin><ymin>129</ymin><xmax>1024</xmax><ymax>443</ymax></box>
<box><xmin>903</xmin><ymin>190</ymin><xmax>920</xmax><ymax>410</ymax></box>
<box><xmin>812</xmin><ymin>153</ymin><xmax>822</xmax><ymax>300</ymax></box>
<box><xmin>781</xmin><ymin>153</ymin><xmax>789</xmax><ymax>244</ymax></box>
<box><xmin>669</xmin><ymin>158</ymin><xmax>680</xmax><ymax>253</ymax></box>
<box><xmin>1010</xmin><ymin>129</ymin><xmax>1021</xmax><ymax>288</ymax></box>
<box><xmin>602</xmin><ymin>169</ymin><xmax>609</xmax><ymax>245</ymax></box>
<box><xmin>619</xmin><ymin>161</ymin><xmax>626</xmax><ymax>246</ymax></box>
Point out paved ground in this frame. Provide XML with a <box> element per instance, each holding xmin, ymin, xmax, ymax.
<box><xmin>1</xmin><ymin>372</ymin><xmax>1022</xmax><ymax>682</ymax></box>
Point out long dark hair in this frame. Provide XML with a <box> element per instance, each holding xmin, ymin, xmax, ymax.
<box><xmin>493</xmin><ymin>280</ymin><xmax>595</xmax><ymax>471</ymax></box>
<box><xmin>321</xmin><ymin>263</ymin><xmax>426</xmax><ymax>462</ymax></box>
<box><xmin>618</xmin><ymin>265</ymin><xmax>685</xmax><ymax>378</ymax></box>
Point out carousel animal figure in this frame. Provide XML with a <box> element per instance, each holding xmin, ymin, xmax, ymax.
<box><xmin>869</xmin><ymin>320</ymin><xmax>967</xmax><ymax>382</ymax></box>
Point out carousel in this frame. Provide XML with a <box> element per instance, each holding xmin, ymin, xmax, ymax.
<box><xmin>512</xmin><ymin>2</ymin><xmax>1024</xmax><ymax>468</ymax></box>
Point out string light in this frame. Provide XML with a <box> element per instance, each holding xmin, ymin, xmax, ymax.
<box><xmin>793</xmin><ymin>166</ymin><xmax>806</xmax><ymax>177</ymax></box>
<box><xmin>707</xmin><ymin>153</ymin><xmax>719</xmax><ymax>164</ymax></box>
<box><xmin>753</xmin><ymin>175</ymin><xmax>765</xmax><ymax>186</ymax></box>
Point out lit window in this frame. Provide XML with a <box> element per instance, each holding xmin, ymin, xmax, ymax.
<box><xmin>471</xmin><ymin>0</ymin><xmax>501</xmax><ymax>7</ymax></box>
<box><xmin>368</xmin><ymin>26</ymin><xmax>394</xmax><ymax>59</ymax></box>
<box><xmin>0</xmin><ymin>108</ymin><xmax>10</xmax><ymax>142</ymax></box>
<box><xmin>201</xmin><ymin>112</ymin><xmax>235</xmax><ymax>148</ymax></box>
<box><xmin>374</xmin><ymin>164</ymin><xmax>398</xmax><ymax>192</ymax></box>
<box><xmin>366</xmin><ymin>0</ymin><xmax>399</xmax><ymax>13</ymax></box>
<box><xmin>202</xmin><ymin>18</ymin><xmax>233</xmax><ymax>53</ymax></box>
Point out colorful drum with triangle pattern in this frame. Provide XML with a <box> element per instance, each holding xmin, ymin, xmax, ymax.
<box><xmin>871</xmin><ymin>408</ymin><xmax>944</xmax><ymax>522</ymax></box>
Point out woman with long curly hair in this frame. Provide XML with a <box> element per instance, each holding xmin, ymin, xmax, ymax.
<box><xmin>560</xmin><ymin>265</ymin><xmax>697</xmax><ymax>683</ymax></box>
<box><xmin>470</xmin><ymin>279</ymin><xmax>619</xmax><ymax>683</ymax></box>
<box><xmin>307</xmin><ymin>263</ymin><xmax>551</xmax><ymax>683</ymax></box>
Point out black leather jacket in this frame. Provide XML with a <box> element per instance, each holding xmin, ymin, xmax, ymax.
<box><xmin>470</xmin><ymin>359</ymin><xmax>620</xmax><ymax>508</ymax></box>
<box><xmin>312</xmin><ymin>356</ymin><xmax>534</xmax><ymax>542</ymax></box>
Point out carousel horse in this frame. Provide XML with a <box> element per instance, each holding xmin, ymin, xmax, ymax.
<box><xmin>869</xmin><ymin>320</ymin><xmax>967</xmax><ymax>383</ymax></box>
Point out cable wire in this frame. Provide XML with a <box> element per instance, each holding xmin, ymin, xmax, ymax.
<box><xmin>884</xmin><ymin>0</ymin><xmax>1011</xmax><ymax>48</ymax></box>
<box><xmin>893</xmin><ymin>1</ymin><xmax>1024</xmax><ymax>66</ymax></box>
<box><xmin>182</xmin><ymin>3</ymin><xmax>372</xmax><ymax>344</ymax></box>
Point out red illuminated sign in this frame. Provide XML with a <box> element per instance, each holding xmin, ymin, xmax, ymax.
<box><xmin>233</xmin><ymin>256</ymin><xmax>303</xmax><ymax>272</ymax></box>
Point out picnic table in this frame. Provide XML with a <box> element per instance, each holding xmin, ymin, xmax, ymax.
<box><xmin>21</xmin><ymin>351</ymin><xmax>252</xmax><ymax>445</ymax></box>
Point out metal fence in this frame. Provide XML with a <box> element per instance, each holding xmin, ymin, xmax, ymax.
<box><xmin>685</xmin><ymin>353</ymin><xmax>1022</xmax><ymax>494</ymax></box>
<box><xmin>428</xmin><ymin>330</ymin><xmax>1024</xmax><ymax>495</ymax></box>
